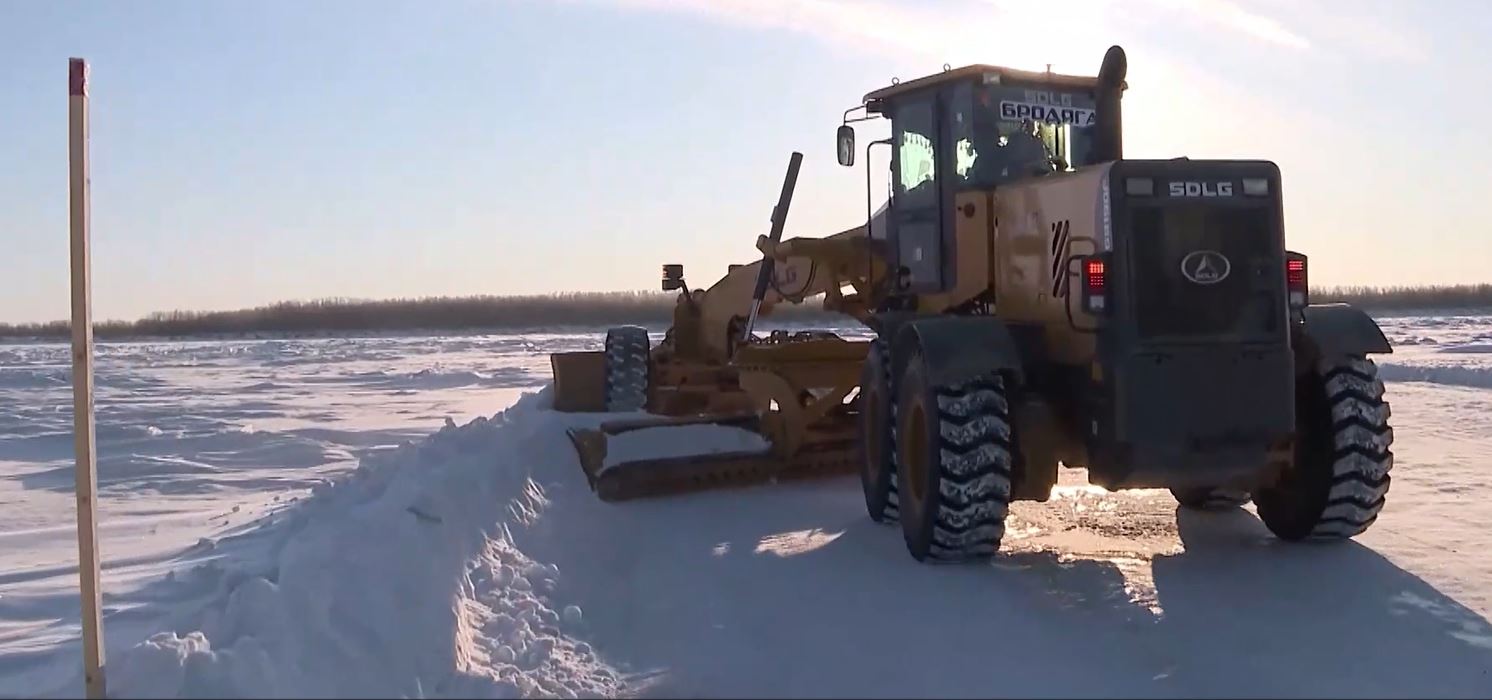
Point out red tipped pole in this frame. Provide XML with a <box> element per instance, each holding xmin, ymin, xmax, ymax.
<box><xmin>69</xmin><ymin>56</ymin><xmax>107</xmax><ymax>700</ymax></box>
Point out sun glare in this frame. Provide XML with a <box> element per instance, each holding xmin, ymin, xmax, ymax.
<box><xmin>931</xmin><ymin>1</ymin><xmax>1124</xmax><ymax>74</ymax></box>
<box><xmin>754</xmin><ymin>528</ymin><xmax>845</xmax><ymax>557</ymax></box>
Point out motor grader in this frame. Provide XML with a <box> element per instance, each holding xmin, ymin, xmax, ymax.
<box><xmin>551</xmin><ymin>44</ymin><xmax>1397</xmax><ymax>564</ymax></box>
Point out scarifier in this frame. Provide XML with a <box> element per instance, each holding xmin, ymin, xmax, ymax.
<box><xmin>550</xmin><ymin>45</ymin><xmax>1397</xmax><ymax>565</ymax></box>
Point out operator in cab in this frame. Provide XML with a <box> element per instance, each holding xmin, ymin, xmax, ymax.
<box><xmin>967</xmin><ymin>118</ymin><xmax>1056</xmax><ymax>188</ymax></box>
<box><xmin>1004</xmin><ymin>119</ymin><xmax>1055</xmax><ymax>177</ymax></box>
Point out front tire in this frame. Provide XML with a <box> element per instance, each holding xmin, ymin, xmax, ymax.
<box><xmin>857</xmin><ymin>338</ymin><xmax>898</xmax><ymax>523</ymax></box>
<box><xmin>603</xmin><ymin>326</ymin><xmax>651</xmax><ymax>412</ymax></box>
<box><xmin>1255</xmin><ymin>355</ymin><xmax>1393</xmax><ymax>540</ymax></box>
<box><xmin>894</xmin><ymin>355</ymin><xmax>1014</xmax><ymax>563</ymax></box>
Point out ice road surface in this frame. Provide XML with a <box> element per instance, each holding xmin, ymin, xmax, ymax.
<box><xmin>1</xmin><ymin>315</ymin><xmax>1490</xmax><ymax>698</ymax></box>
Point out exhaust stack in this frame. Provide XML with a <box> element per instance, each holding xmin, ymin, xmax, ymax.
<box><xmin>1094</xmin><ymin>45</ymin><xmax>1127</xmax><ymax>163</ymax></box>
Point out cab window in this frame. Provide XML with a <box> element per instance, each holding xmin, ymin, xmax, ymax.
<box><xmin>893</xmin><ymin>98</ymin><xmax>937</xmax><ymax>209</ymax></box>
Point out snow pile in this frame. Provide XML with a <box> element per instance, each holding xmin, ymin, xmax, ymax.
<box><xmin>1379</xmin><ymin>362</ymin><xmax>1492</xmax><ymax>389</ymax></box>
<box><xmin>1376</xmin><ymin>315</ymin><xmax>1492</xmax><ymax>390</ymax></box>
<box><xmin>601</xmin><ymin>424</ymin><xmax>769</xmax><ymax>470</ymax></box>
<box><xmin>103</xmin><ymin>388</ymin><xmax>624</xmax><ymax>699</ymax></box>
<box><xmin>1438</xmin><ymin>343</ymin><xmax>1492</xmax><ymax>354</ymax></box>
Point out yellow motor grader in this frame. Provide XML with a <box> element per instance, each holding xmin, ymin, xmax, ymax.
<box><xmin>551</xmin><ymin>45</ymin><xmax>1396</xmax><ymax>565</ymax></box>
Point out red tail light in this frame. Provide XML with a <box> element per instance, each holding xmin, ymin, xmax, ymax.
<box><xmin>1086</xmin><ymin>259</ymin><xmax>1107</xmax><ymax>291</ymax></box>
<box><xmin>1287</xmin><ymin>259</ymin><xmax>1305</xmax><ymax>286</ymax></box>
<box><xmin>1285</xmin><ymin>252</ymin><xmax>1308</xmax><ymax>310</ymax></box>
<box><xmin>1081</xmin><ymin>256</ymin><xmax>1108</xmax><ymax>314</ymax></box>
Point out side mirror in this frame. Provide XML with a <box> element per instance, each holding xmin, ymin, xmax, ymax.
<box><xmin>661</xmin><ymin>263</ymin><xmax>685</xmax><ymax>292</ymax></box>
<box><xmin>836</xmin><ymin>125</ymin><xmax>855</xmax><ymax>167</ymax></box>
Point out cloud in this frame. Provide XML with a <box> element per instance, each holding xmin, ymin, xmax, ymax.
<box><xmin>1131</xmin><ymin>0</ymin><xmax>1428</xmax><ymax>63</ymax></box>
<box><xmin>542</xmin><ymin>0</ymin><xmax>1140</xmax><ymax>74</ymax></box>
<box><xmin>1268</xmin><ymin>0</ymin><xmax>1430</xmax><ymax>64</ymax></box>
<box><xmin>1143</xmin><ymin>0</ymin><xmax>1311</xmax><ymax>50</ymax></box>
<box><xmin>547</xmin><ymin>0</ymin><xmax>1434</xmax><ymax>67</ymax></box>
<box><xmin>547</xmin><ymin>0</ymin><xmax>945</xmax><ymax>55</ymax></box>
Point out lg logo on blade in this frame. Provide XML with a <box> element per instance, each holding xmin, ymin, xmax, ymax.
<box><xmin>1181</xmin><ymin>250</ymin><xmax>1231</xmax><ymax>285</ymax></box>
<box><xmin>1169</xmin><ymin>181</ymin><xmax>1233</xmax><ymax>197</ymax></box>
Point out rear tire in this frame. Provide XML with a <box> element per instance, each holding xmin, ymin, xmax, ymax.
<box><xmin>1255</xmin><ymin>355</ymin><xmax>1393</xmax><ymax>541</ymax></box>
<box><xmin>894</xmin><ymin>354</ymin><xmax>1013</xmax><ymax>563</ymax></box>
<box><xmin>1171</xmin><ymin>486</ymin><xmax>1250</xmax><ymax>510</ymax></box>
<box><xmin>603</xmin><ymin>326</ymin><xmax>651</xmax><ymax>412</ymax></box>
<box><xmin>857</xmin><ymin>338</ymin><xmax>898</xmax><ymax>523</ymax></box>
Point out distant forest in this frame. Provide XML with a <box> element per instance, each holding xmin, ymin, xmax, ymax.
<box><xmin>2</xmin><ymin>285</ymin><xmax>1490</xmax><ymax>341</ymax></box>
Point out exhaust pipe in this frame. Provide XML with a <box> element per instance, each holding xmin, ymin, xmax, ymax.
<box><xmin>1093</xmin><ymin>45</ymin><xmax>1127</xmax><ymax>163</ymax></box>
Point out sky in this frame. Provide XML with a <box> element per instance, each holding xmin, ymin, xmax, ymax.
<box><xmin>1</xmin><ymin>0</ymin><xmax>1489</xmax><ymax>323</ymax></box>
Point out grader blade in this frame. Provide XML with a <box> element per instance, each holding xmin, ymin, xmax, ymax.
<box><xmin>566</xmin><ymin>412</ymin><xmax>761</xmax><ymax>474</ymax></box>
<box><xmin>550</xmin><ymin>350</ymin><xmax>608</xmax><ymax>412</ymax></box>
<box><xmin>564</xmin><ymin>412</ymin><xmax>858</xmax><ymax>502</ymax></box>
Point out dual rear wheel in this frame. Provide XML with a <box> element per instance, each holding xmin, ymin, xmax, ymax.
<box><xmin>858</xmin><ymin>343</ymin><xmax>1014</xmax><ymax>562</ymax></box>
<box><xmin>1169</xmin><ymin>354</ymin><xmax>1395</xmax><ymax>542</ymax></box>
<box><xmin>857</xmin><ymin>339</ymin><xmax>899</xmax><ymax>523</ymax></box>
<box><xmin>856</xmin><ymin>345</ymin><xmax>1394</xmax><ymax>563</ymax></box>
<box><xmin>1255</xmin><ymin>355</ymin><xmax>1394</xmax><ymax>540</ymax></box>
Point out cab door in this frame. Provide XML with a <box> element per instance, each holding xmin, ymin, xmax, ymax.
<box><xmin>888</xmin><ymin>92</ymin><xmax>949</xmax><ymax>294</ymax></box>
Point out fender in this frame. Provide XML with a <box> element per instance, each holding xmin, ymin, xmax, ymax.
<box><xmin>1296</xmin><ymin>303</ymin><xmax>1392</xmax><ymax>361</ymax></box>
<box><xmin>891</xmin><ymin>316</ymin><xmax>1025</xmax><ymax>387</ymax></box>
<box><xmin>862</xmin><ymin>310</ymin><xmax>922</xmax><ymax>342</ymax></box>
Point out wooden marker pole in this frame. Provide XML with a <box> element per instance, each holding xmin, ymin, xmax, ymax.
<box><xmin>69</xmin><ymin>56</ymin><xmax>107</xmax><ymax>700</ymax></box>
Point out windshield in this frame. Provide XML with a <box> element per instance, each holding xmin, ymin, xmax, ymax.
<box><xmin>956</xmin><ymin>82</ymin><xmax>1101</xmax><ymax>189</ymax></box>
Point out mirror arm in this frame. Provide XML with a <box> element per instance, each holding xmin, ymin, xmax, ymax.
<box><xmin>841</xmin><ymin>103</ymin><xmax>880</xmax><ymax>125</ymax></box>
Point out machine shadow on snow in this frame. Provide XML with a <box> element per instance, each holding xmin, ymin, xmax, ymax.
<box><xmin>518</xmin><ymin>477</ymin><xmax>1492</xmax><ymax>698</ymax></box>
<box><xmin>1149</xmin><ymin>507</ymin><xmax>1492</xmax><ymax>697</ymax></box>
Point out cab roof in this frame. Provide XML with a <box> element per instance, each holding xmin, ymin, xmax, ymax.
<box><xmin>862</xmin><ymin>63</ymin><xmax>1127</xmax><ymax>106</ymax></box>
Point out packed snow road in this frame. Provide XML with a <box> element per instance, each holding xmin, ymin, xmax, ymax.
<box><xmin>1</xmin><ymin>316</ymin><xmax>1491</xmax><ymax>698</ymax></box>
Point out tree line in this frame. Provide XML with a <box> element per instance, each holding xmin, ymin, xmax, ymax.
<box><xmin>2</xmin><ymin>285</ymin><xmax>1489</xmax><ymax>340</ymax></box>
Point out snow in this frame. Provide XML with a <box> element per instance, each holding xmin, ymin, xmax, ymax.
<box><xmin>103</xmin><ymin>392</ymin><xmax>623</xmax><ymax>698</ymax></box>
<box><xmin>1377</xmin><ymin>315</ymin><xmax>1492</xmax><ymax>390</ymax></box>
<box><xmin>600</xmin><ymin>425</ymin><xmax>770</xmax><ymax>470</ymax></box>
<box><xmin>3</xmin><ymin>317</ymin><xmax>1492</xmax><ymax>698</ymax></box>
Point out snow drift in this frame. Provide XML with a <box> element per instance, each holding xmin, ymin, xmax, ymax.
<box><xmin>1378</xmin><ymin>362</ymin><xmax>1492</xmax><ymax>389</ymax></box>
<box><xmin>102</xmin><ymin>389</ymin><xmax>624</xmax><ymax>698</ymax></box>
